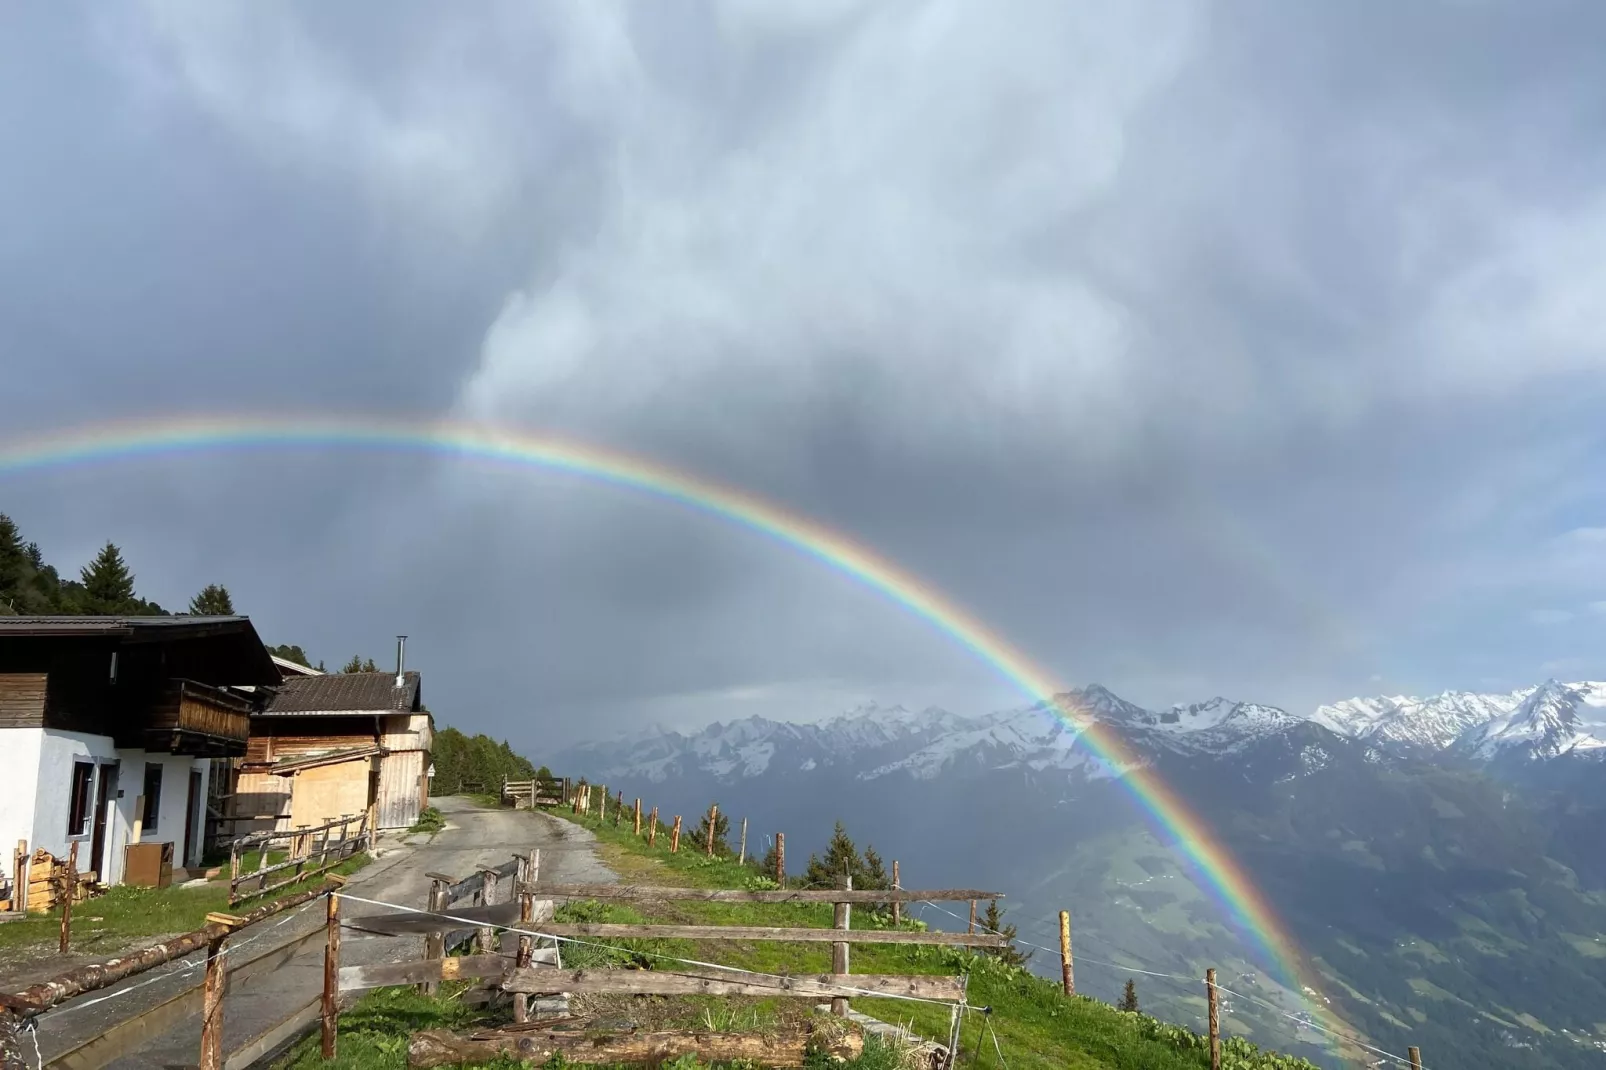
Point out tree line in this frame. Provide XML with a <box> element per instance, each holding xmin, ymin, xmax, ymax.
<box><xmin>1</xmin><ymin>512</ymin><xmax>392</xmax><ymax>674</ymax></box>
<box><xmin>430</xmin><ymin>726</ymin><xmax>544</xmax><ymax>794</ymax></box>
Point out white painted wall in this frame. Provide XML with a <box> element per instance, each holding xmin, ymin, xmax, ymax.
<box><xmin>0</xmin><ymin>728</ymin><xmax>45</xmax><ymax>884</ymax></box>
<box><xmin>1</xmin><ymin>730</ymin><xmax>213</xmax><ymax>886</ymax></box>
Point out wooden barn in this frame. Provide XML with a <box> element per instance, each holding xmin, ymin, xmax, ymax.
<box><xmin>230</xmin><ymin>660</ymin><xmax>433</xmax><ymax>834</ymax></box>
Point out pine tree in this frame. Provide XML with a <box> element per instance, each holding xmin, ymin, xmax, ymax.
<box><xmin>981</xmin><ymin>899</ymin><xmax>1030</xmax><ymax>967</ymax></box>
<box><xmin>268</xmin><ymin>644</ymin><xmax>312</xmax><ymax>667</ymax></box>
<box><xmin>861</xmin><ymin>844</ymin><xmax>889</xmax><ymax>890</ymax></box>
<box><xmin>759</xmin><ymin>838</ymin><xmax>783</xmax><ymax>883</ymax></box>
<box><xmin>0</xmin><ymin>515</ymin><xmax>27</xmax><ymax>609</ymax></box>
<box><xmin>341</xmin><ymin>655</ymin><xmax>379</xmax><ymax>673</ymax></box>
<box><xmin>1120</xmin><ymin>978</ymin><xmax>1140</xmax><ymax>1013</ymax></box>
<box><xmin>804</xmin><ymin>822</ymin><xmax>865</xmax><ymax>889</ymax></box>
<box><xmin>79</xmin><ymin>542</ymin><xmax>138</xmax><ymax>614</ymax></box>
<box><xmin>188</xmin><ymin>584</ymin><xmax>235</xmax><ymax>615</ymax></box>
<box><xmin>689</xmin><ymin>805</ymin><xmax>731</xmax><ymax>856</ymax></box>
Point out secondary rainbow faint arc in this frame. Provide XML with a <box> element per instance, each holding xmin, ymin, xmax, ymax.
<box><xmin>0</xmin><ymin>414</ymin><xmax>1347</xmax><ymax>1043</ymax></box>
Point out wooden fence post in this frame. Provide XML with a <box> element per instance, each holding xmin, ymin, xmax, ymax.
<box><xmin>967</xmin><ymin>899</ymin><xmax>976</xmax><ymax>935</ymax></box>
<box><xmin>1206</xmin><ymin>968</ymin><xmax>1220</xmax><ymax>1070</ymax></box>
<box><xmin>831</xmin><ymin>875</ymin><xmax>852</xmax><ymax>1017</ymax></box>
<box><xmin>599</xmin><ymin>786</ymin><xmax>607</xmax><ymax>823</ymax></box>
<box><xmin>648</xmin><ymin>808</ymin><xmax>659</xmax><ymax>847</ymax></box>
<box><xmin>706</xmin><ymin>805</ymin><xmax>718</xmax><ymax>857</ymax></box>
<box><xmin>1058</xmin><ymin>911</ymin><xmax>1074</xmax><ymax>996</ymax></box>
<box><xmin>633</xmin><ymin>799</ymin><xmax>641</xmax><ymax>836</ymax></box>
<box><xmin>13</xmin><ymin>840</ymin><xmax>26</xmax><ymax>914</ymax></box>
<box><xmin>478</xmin><ymin>867</ymin><xmax>499</xmax><ymax>954</ymax></box>
<box><xmin>59</xmin><ymin>840</ymin><xmax>78</xmax><ymax>953</ymax></box>
<box><xmin>776</xmin><ymin>833</ymin><xmax>785</xmax><ymax>884</ymax></box>
<box><xmin>421</xmin><ymin>876</ymin><xmax>450</xmax><ymax>994</ymax></box>
<box><xmin>322</xmin><ymin>891</ymin><xmax>342</xmax><ymax>1059</ymax></box>
<box><xmin>200</xmin><ymin>930</ymin><xmax>227</xmax><ymax>1070</ymax></box>
<box><xmin>513</xmin><ymin>852</ymin><xmax>535</xmax><ymax>1023</ymax></box>
<box><xmin>670</xmin><ymin>815</ymin><xmax>682</xmax><ymax>854</ymax></box>
<box><xmin>614</xmin><ymin>792</ymin><xmax>623</xmax><ymax>828</ymax></box>
<box><xmin>1408</xmin><ymin>1047</ymin><xmax>1422</xmax><ymax>1070</ymax></box>
<box><xmin>738</xmin><ymin>818</ymin><xmax>748</xmax><ymax>865</ymax></box>
<box><xmin>891</xmin><ymin>861</ymin><xmax>901</xmax><ymax>926</ymax></box>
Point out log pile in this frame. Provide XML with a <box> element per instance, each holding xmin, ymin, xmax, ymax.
<box><xmin>407</xmin><ymin>1022</ymin><xmax>863</xmax><ymax>1069</ymax></box>
<box><xmin>10</xmin><ymin>850</ymin><xmax>98</xmax><ymax>914</ymax></box>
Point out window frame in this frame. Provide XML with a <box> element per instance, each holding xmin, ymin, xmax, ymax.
<box><xmin>67</xmin><ymin>761</ymin><xmax>94</xmax><ymax>837</ymax></box>
<box><xmin>142</xmin><ymin>762</ymin><xmax>163</xmax><ymax>832</ymax></box>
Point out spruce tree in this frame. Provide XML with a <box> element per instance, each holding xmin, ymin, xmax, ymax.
<box><xmin>804</xmin><ymin>822</ymin><xmax>865</xmax><ymax>889</ymax></box>
<box><xmin>690</xmin><ymin>805</ymin><xmax>731</xmax><ymax>856</ymax></box>
<box><xmin>268</xmin><ymin>644</ymin><xmax>312</xmax><ymax>667</ymax></box>
<box><xmin>79</xmin><ymin>542</ymin><xmax>138</xmax><ymax>614</ymax></box>
<box><xmin>0</xmin><ymin>515</ymin><xmax>27</xmax><ymax>609</ymax></box>
<box><xmin>341</xmin><ymin>655</ymin><xmax>379</xmax><ymax>673</ymax></box>
<box><xmin>981</xmin><ymin>899</ymin><xmax>1030</xmax><ymax>967</ymax></box>
<box><xmin>1120</xmin><ymin>978</ymin><xmax>1140</xmax><ymax>1013</ymax></box>
<box><xmin>188</xmin><ymin>584</ymin><xmax>235</xmax><ymax>615</ymax></box>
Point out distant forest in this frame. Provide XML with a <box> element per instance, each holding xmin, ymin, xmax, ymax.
<box><xmin>430</xmin><ymin>727</ymin><xmax>542</xmax><ymax>794</ymax></box>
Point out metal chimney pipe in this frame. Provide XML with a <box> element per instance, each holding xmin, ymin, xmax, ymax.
<box><xmin>395</xmin><ymin>635</ymin><xmax>407</xmax><ymax>687</ymax></box>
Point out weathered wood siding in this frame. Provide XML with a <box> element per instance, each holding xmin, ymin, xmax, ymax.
<box><xmin>0</xmin><ymin>673</ymin><xmax>47</xmax><ymax>728</ymax></box>
<box><xmin>377</xmin><ymin>749</ymin><xmax>425</xmax><ymax>829</ymax></box>
<box><xmin>147</xmin><ymin>681</ymin><xmax>252</xmax><ymax>743</ymax></box>
<box><xmin>380</xmin><ymin>713</ymin><xmax>432</xmax><ymax>752</ymax></box>
<box><xmin>287</xmin><ymin>759</ymin><xmax>375</xmax><ymax>829</ymax></box>
<box><xmin>232</xmin><ymin>770</ymin><xmax>293</xmax><ymax>834</ymax></box>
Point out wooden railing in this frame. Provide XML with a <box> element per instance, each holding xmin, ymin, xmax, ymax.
<box><xmin>147</xmin><ymin>679</ymin><xmax>253</xmax><ymax>744</ymax></box>
<box><xmin>228</xmin><ymin>814</ymin><xmax>368</xmax><ymax>906</ymax></box>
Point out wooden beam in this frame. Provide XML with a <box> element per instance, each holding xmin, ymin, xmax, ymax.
<box><xmin>340</xmin><ymin>955</ymin><xmax>511</xmax><ymax>993</ymax></box>
<box><xmin>502</xmin><ymin>967</ymin><xmax>964</xmax><ymax>1001</ymax></box>
<box><xmin>521</xmin><ymin>884</ymin><xmax>1001</xmax><ymax>904</ymax></box>
<box><xmin>222</xmin><ymin>997</ymin><xmax>321</xmax><ymax>1070</ymax></box>
<box><xmin>527</xmin><ymin>923</ymin><xmax>1007</xmax><ymax>946</ymax></box>
<box><xmin>407</xmin><ymin>1026</ymin><xmax>863</xmax><ymax>1069</ymax></box>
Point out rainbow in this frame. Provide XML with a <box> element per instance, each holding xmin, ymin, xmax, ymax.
<box><xmin>0</xmin><ymin>414</ymin><xmax>1352</xmax><ymax>1051</ymax></box>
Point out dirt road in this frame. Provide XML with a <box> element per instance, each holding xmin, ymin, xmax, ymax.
<box><xmin>23</xmin><ymin>798</ymin><xmax>613</xmax><ymax>1070</ymax></box>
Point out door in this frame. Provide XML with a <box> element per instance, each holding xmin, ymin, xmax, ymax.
<box><xmin>183</xmin><ymin>769</ymin><xmax>202</xmax><ymax>868</ymax></box>
<box><xmin>90</xmin><ymin>762</ymin><xmax>118</xmax><ymax>883</ymax></box>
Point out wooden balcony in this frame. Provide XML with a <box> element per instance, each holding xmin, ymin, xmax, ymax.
<box><xmin>146</xmin><ymin>678</ymin><xmax>253</xmax><ymax>756</ymax></box>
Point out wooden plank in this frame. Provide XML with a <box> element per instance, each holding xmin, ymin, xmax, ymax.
<box><xmin>45</xmin><ymin>984</ymin><xmax>203</xmax><ymax>1070</ymax></box>
<box><xmin>338</xmin><ymin>955</ymin><xmax>511</xmax><ymax>993</ymax></box>
<box><xmin>530</xmin><ymin>923</ymin><xmax>1006</xmax><ymax>946</ymax></box>
<box><xmin>524</xmin><ymin>884</ymin><xmax>1001</xmax><ymax>904</ymax></box>
<box><xmin>221</xmin><ymin>996</ymin><xmax>320</xmax><ymax>1070</ymax></box>
<box><xmin>502</xmin><ymin>968</ymin><xmax>965</xmax><ymax>1001</ymax></box>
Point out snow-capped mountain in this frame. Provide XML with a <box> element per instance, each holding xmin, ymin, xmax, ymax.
<box><xmin>1312</xmin><ymin>680</ymin><xmax>1606</xmax><ymax>762</ymax></box>
<box><xmin>556</xmin><ymin>685</ymin><xmax>1314</xmax><ymax>788</ymax></box>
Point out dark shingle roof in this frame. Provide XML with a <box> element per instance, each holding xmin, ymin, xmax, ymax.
<box><xmin>0</xmin><ymin>615</ymin><xmax>252</xmax><ymax>636</ymax></box>
<box><xmin>260</xmin><ymin>671</ymin><xmax>422</xmax><ymax>716</ymax></box>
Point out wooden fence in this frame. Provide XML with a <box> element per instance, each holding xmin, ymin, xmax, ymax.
<box><xmin>500</xmin><ymin>776</ymin><xmax>566</xmax><ymax>810</ymax></box>
<box><xmin>228</xmin><ymin>813</ymin><xmax>368</xmax><ymax>906</ymax></box>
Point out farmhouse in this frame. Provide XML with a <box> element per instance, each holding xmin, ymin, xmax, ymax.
<box><xmin>230</xmin><ymin>654</ymin><xmax>433</xmax><ymax>835</ymax></box>
<box><xmin>0</xmin><ymin>616</ymin><xmax>279</xmax><ymax>885</ymax></box>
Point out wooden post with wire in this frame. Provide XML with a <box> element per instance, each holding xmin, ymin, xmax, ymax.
<box><xmin>614</xmin><ymin>791</ymin><xmax>623</xmax><ymax>828</ymax></box>
<box><xmin>421</xmin><ymin>874</ymin><xmax>450</xmax><ymax>993</ymax></box>
<box><xmin>968</xmin><ymin>899</ymin><xmax>976</xmax><ymax>935</ymax></box>
<box><xmin>1059</xmin><ymin>910</ymin><xmax>1074</xmax><ymax>996</ymax></box>
<box><xmin>322</xmin><ymin>878</ymin><xmax>346</xmax><ymax>1059</ymax></box>
<box><xmin>891</xmin><ymin>861</ymin><xmax>901</xmax><ymax>926</ymax></box>
<box><xmin>598</xmin><ymin>785</ymin><xmax>607</xmax><ymax>823</ymax></box>
<box><xmin>1408</xmin><ymin>1047</ymin><xmax>1422</xmax><ymax>1070</ymax></box>
<box><xmin>670</xmin><ymin>815</ymin><xmax>682</xmax><ymax>854</ymax></box>
<box><xmin>738</xmin><ymin>818</ymin><xmax>748</xmax><ymax>865</ymax></box>
<box><xmin>199</xmin><ymin>911</ymin><xmax>246</xmax><ymax>1070</ymax></box>
<box><xmin>705</xmin><ymin>804</ymin><xmax>718</xmax><ymax>857</ymax></box>
<box><xmin>831</xmin><ymin>875</ymin><xmax>852</xmax><ymax>1017</ymax></box>
<box><xmin>648</xmin><ymin>808</ymin><xmax>659</xmax><ymax>847</ymax></box>
<box><xmin>513</xmin><ymin>850</ymin><xmax>537</xmax><ymax>1023</ymax></box>
<box><xmin>633</xmin><ymin>798</ymin><xmax>642</xmax><ymax>836</ymax></box>
<box><xmin>776</xmin><ymin>833</ymin><xmax>785</xmax><ymax>884</ymax></box>
<box><xmin>1206</xmin><ymin>968</ymin><xmax>1220</xmax><ymax>1070</ymax></box>
<box><xmin>14</xmin><ymin>840</ymin><xmax>27</xmax><ymax>915</ymax></box>
<box><xmin>59</xmin><ymin>840</ymin><xmax>78</xmax><ymax>953</ymax></box>
<box><xmin>477</xmin><ymin>867</ymin><xmax>499</xmax><ymax>954</ymax></box>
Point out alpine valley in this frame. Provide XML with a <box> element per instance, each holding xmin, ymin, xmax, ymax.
<box><xmin>552</xmin><ymin>681</ymin><xmax>1606</xmax><ymax>1069</ymax></box>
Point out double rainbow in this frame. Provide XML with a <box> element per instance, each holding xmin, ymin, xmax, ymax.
<box><xmin>0</xmin><ymin>414</ymin><xmax>1350</xmax><ymax>1053</ymax></box>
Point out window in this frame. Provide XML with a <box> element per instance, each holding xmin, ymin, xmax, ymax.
<box><xmin>142</xmin><ymin>763</ymin><xmax>163</xmax><ymax>831</ymax></box>
<box><xmin>67</xmin><ymin>762</ymin><xmax>94</xmax><ymax>836</ymax></box>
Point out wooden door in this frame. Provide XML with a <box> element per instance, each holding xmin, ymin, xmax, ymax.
<box><xmin>183</xmin><ymin>769</ymin><xmax>202</xmax><ymax>867</ymax></box>
<box><xmin>90</xmin><ymin>762</ymin><xmax>118</xmax><ymax>882</ymax></box>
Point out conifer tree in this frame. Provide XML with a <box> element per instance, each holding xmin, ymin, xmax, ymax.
<box><xmin>0</xmin><ymin>515</ymin><xmax>27</xmax><ymax>608</ymax></box>
<box><xmin>268</xmin><ymin>644</ymin><xmax>312</xmax><ymax>667</ymax></box>
<box><xmin>690</xmin><ymin>805</ymin><xmax>731</xmax><ymax>855</ymax></box>
<box><xmin>804</xmin><ymin>822</ymin><xmax>865</xmax><ymax>889</ymax></box>
<box><xmin>1120</xmin><ymin>978</ymin><xmax>1140</xmax><ymax>1013</ymax></box>
<box><xmin>188</xmin><ymin>583</ymin><xmax>235</xmax><ymax>615</ymax></box>
<box><xmin>981</xmin><ymin>899</ymin><xmax>1030</xmax><ymax>967</ymax></box>
<box><xmin>79</xmin><ymin>542</ymin><xmax>138</xmax><ymax>614</ymax></box>
<box><xmin>341</xmin><ymin>655</ymin><xmax>379</xmax><ymax>673</ymax></box>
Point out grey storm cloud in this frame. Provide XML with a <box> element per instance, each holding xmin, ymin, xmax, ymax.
<box><xmin>4</xmin><ymin>1</ymin><xmax>1606</xmax><ymax>748</ymax></box>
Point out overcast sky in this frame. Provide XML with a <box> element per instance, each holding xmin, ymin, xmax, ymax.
<box><xmin>4</xmin><ymin>2</ymin><xmax>1606</xmax><ymax>750</ymax></box>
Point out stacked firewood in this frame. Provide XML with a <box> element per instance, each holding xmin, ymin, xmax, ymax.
<box><xmin>9</xmin><ymin>849</ymin><xmax>99</xmax><ymax>913</ymax></box>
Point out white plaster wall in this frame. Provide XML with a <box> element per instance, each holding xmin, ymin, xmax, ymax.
<box><xmin>0</xmin><ymin>728</ymin><xmax>45</xmax><ymax>883</ymax></box>
<box><xmin>108</xmin><ymin>751</ymin><xmax>213</xmax><ymax>876</ymax></box>
<box><xmin>32</xmin><ymin>730</ymin><xmax>118</xmax><ymax>863</ymax></box>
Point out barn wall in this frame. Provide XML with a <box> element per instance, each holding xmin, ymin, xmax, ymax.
<box><xmin>287</xmin><ymin>760</ymin><xmax>373</xmax><ymax>829</ymax></box>
<box><xmin>377</xmin><ymin>749</ymin><xmax>425</xmax><ymax>829</ymax></box>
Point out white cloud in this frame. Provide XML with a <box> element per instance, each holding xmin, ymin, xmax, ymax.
<box><xmin>1528</xmin><ymin>608</ymin><xmax>1574</xmax><ymax>626</ymax></box>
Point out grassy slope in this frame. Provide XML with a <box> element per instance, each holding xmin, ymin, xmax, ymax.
<box><xmin>0</xmin><ymin>852</ymin><xmax>371</xmax><ymax>954</ymax></box>
<box><xmin>549</xmin><ymin>806</ymin><xmax>1322</xmax><ymax>1070</ymax></box>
